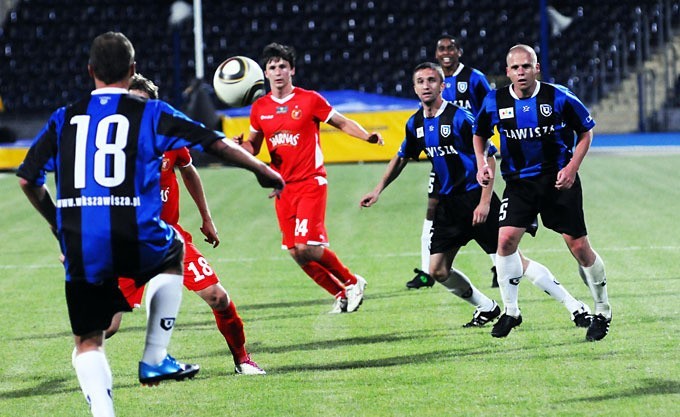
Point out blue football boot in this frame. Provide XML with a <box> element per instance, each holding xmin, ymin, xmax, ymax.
<box><xmin>139</xmin><ymin>354</ymin><xmax>200</xmax><ymax>385</ymax></box>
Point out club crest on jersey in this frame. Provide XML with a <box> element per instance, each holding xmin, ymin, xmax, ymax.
<box><xmin>540</xmin><ymin>104</ymin><xmax>553</xmax><ymax>117</ymax></box>
<box><xmin>457</xmin><ymin>81</ymin><xmax>468</xmax><ymax>93</ymax></box>
<box><xmin>416</xmin><ymin>127</ymin><xmax>424</xmax><ymax>138</ymax></box>
<box><xmin>291</xmin><ymin>107</ymin><xmax>302</xmax><ymax>120</ymax></box>
<box><xmin>161</xmin><ymin>157</ymin><xmax>170</xmax><ymax>171</ymax></box>
<box><xmin>440</xmin><ymin>125</ymin><xmax>451</xmax><ymax>137</ymax></box>
<box><xmin>160</xmin><ymin>317</ymin><xmax>175</xmax><ymax>331</ymax></box>
<box><xmin>276</xmin><ymin>106</ymin><xmax>288</xmax><ymax>114</ymax></box>
<box><xmin>499</xmin><ymin>107</ymin><xmax>515</xmax><ymax>119</ymax></box>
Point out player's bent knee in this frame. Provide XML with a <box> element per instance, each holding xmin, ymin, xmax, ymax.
<box><xmin>430</xmin><ymin>267</ymin><xmax>448</xmax><ymax>282</ymax></box>
<box><xmin>198</xmin><ymin>285</ymin><xmax>230</xmax><ymax>310</ymax></box>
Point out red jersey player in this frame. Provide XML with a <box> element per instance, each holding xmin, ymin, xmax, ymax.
<box><xmin>107</xmin><ymin>74</ymin><xmax>266</xmax><ymax>375</ymax></box>
<box><xmin>236</xmin><ymin>43</ymin><xmax>384</xmax><ymax>313</ymax></box>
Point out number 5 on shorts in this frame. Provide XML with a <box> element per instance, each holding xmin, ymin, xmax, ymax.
<box><xmin>499</xmin><ymin>198</ymin><xmax>509</xmax><ymax>221</ymax></box>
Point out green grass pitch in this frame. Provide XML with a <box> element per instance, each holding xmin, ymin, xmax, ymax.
<box><xmin>0</xmin><ymin>152</ymin><xmax>678</xmax><ymax>416</ymax></box>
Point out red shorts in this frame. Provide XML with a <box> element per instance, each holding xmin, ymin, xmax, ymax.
<box><xmin>275</xmin><ymin>176</ymin><xmax>329</xmax><ymax>250</ymax></box>
<box><xmin>118</xmin><ymin>224</ymin><xmax>220</xmax><ymax>308</ymax></box>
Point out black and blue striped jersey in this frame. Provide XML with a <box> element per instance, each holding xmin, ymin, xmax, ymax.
<box><xmin>441</xmin><ymin>64</ymin><xmax>491</xmax><ymax>117</ymax></box>
<box><xmin>399</xmin><ymin>101</ymin><xmax>497</xmax><ymax>196</ymax></box>
<box><xmin>475</xmin><ymin>81</ymin><xmax>595</xmax><ymax>180</ymax></box>
<box><xmin>17</xmin><ymin>88</ymin><xmax>223</xmax><ymax>284</ymax></box>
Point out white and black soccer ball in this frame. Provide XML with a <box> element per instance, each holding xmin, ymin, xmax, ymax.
<box><xmin>213</xmin><ymin>56</ymin><xmax>265</xmax><ymax>107</ymax></box>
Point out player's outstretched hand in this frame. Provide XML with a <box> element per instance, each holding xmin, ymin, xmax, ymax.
<box><xmin>476</xmin><ymin>165</ymin><xmax>494</xmax><ymax>187</ymax></box>
<box><xmin>255</xmin><ymin>165</ymin><xmax>285</xmax><ymax>198</ymax></box>
<box><xmin>200</xmin><ymin>219</ymin><xmax>220</xmax><ymax>248</ymax></box>
<box><xmin>367</xmin><ymin>132</ymin><xmax>384</xmax><ymax>145</ymax></box>
<box><xmin>359</xmin><ymin>191</ymin><xmax>379</xmax><ymax>208</ymax></box>
<box><xmin>232</xmin><ymin>133</ymin><xmax>244</xmax><ymax>145</ymax></box>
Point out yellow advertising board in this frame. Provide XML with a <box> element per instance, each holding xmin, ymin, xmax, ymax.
<box><xmin>220</xmin><ymin>90</ymin><xmax>500</xmax><ymax>163</ymax></box>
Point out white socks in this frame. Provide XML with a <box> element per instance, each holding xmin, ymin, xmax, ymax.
<box><xmin>142</xmin><ymin>273</ymin><xmax>183</xmax><ymax>365</ymax></box>
<box><xmin>579</xmin><ymin>252</ymin><xmax>611</xmax><ymax>318</ymax></box>
<box><xmin>440</xmin><ymin>268</ymin><xmax>496</xmax><ymax>311</ymax></box>
<box><xmin>73</xmin><ymin>350</ymin><xmax>115</xmax><ymax>417</ymax></box>
<box><xmin>524</xmin><ymin>260</ymin><xmax>583</xmax><ymax>313</ymax></box>
<box><xmin>421</xmin><ymin>219</ymin><xmax>433</xmax><ymax>273</ymax></box>
<box><xmin>496</xmin><ymin>251</ymin><xmax>523</xmax><ymax>317</ymax></box>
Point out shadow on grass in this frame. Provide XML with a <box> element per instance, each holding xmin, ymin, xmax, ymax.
<box><xmin>563</xmin><ymin>378</ymin><xmax>680</xmax><ymax>402</ymax></box>
<box><xmin>236</xmin><ymin>288</ymin><xmax>408</xmax><ymax>311</ymax></box>
<box><xmin>0</xmin><ymin>376</ymin><xmax>75</xmax><ymax>399</ymax></box>
<box><xmin>194</xmin><ymin>329</ymin><xmax>442</xmax><ymax>360</ymax></box>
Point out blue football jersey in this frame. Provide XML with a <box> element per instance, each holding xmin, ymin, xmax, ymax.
<box><xmin>17</xmin><ymin>88</ymin><xmax>224</xmax><ymax>283</ymax></box>
<box><xmin>475</xmin><ymin>81</ymin><xmax>595</xmax><ymax>180</ymax></box>
<box><xmin>441</xmin><ymin>64</ymin><xmax>492</xmax><ymax>117</ymax></box>
<box><xmin>400</xmin><ymin>101</ymin><xmax>497</xmax><ymax>196</ymax></box>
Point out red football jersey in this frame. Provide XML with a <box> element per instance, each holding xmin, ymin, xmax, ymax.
<box><xmin>250</xmin><ymin>87</ymin><xmax>335</xmax><ymax>183</ymax></box>
<box><xmin>160</xmin><ymin>147</ymin><xmax>192</xmax><ymax>225</ymax></box>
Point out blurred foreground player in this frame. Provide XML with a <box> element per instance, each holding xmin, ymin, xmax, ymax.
<box><xmin>106</xmin><ymin>73</ymin><xmax>265</xmax><ymax>376</ymax></box>
<box><xmin>17</xmin><ymin>32</ymin><xmax>283</xmax><ymax>417</ymax></box>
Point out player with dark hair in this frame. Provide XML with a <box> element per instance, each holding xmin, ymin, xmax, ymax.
<box><xmin>473</xmin><ymin>44</ymin><xmax>611</xmax><ymax>340</ymax></box>
<box><xmin>107</xmin><ymin>73</ymin><xmax>265</xmax><ymax>376</ymax></box>
<box><xmin>17</xmin><ymin>32</ymin><xmax>283</xmax><ymax>417</ymax></box>
<box><xmin>236</xmin><ymin>42</ymin><xmax>383</xmax><ymax>314</ymax></box>
<box><xmin>362</xmin><ymin>62</ymin><xmax>591</xmax><ymax>328</ymax></box>
<box><xmin>407</xmin><ymin>34</ymin><xmax>496</xmax><ymax>290</ymax></box>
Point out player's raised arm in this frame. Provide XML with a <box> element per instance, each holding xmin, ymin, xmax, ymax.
<box><xmin>327</xmin><ymin>112</ymin><xmax>384</xmax><ymax>145</ymax></box>
<box><xmin>206</xmin><ymin>138</ymin><xmax>284</xmax><ymax>195</ymax></box>
<box><xmin>233</xmin><ymin>130</ymin><xmax>265</xmax><ymax>156</ymax></box>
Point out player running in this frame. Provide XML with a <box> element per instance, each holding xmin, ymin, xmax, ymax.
<box><xmin>235</xmin><ymin>43</ymin><xmax>383</xmax><ymax>314</ymax></box>
<box><xmin>105</xmin><ymin>74</ymin><xmax>265</xmax><ymax>377</ymax></box>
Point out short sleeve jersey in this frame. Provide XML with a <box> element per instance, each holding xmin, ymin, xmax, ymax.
<box><xmin>16</xmin><ymin>88</ymin><xmax>223</xmax><ymax>283</ymax></box>
<box><xmin>475</xmin><ymin>81</ymin><xmax>595</xmax><ymax>180</ymax></box>
<box><xmin>160</xmin><ymin>147</ymin><xmax>192</xmax><ymax>226</ymax></box>
<box><xmin>442</xmin><ymin>64</ymin><xmax>492</xmax><ymax>117</ymax></box>
<box><xmin>249</xmin><ymin>87</ymin><xmax>334</xmax><ymax>183</ymax></box>
<box><xmin>399</xmin><ymin>101</ymin><xmax>497</xmax><ymax>196</ymax></box>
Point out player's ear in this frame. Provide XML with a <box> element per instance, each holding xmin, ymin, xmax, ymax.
<box><xmin>87</xmin><ymin>64</ymin><xmax>94</xmax><ymax>79</ymax></box>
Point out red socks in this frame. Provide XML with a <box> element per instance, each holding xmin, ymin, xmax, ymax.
<box><xmin>302</xmin><ymin>261</ymin><xmax>345</xmax><ymax>298</ymax></box>
<box><xmin>212</xmin><ymin>301</ymin><xmax>249</xmax><ymax>365</ymax></box>
<box><xmin>319</xmin><ymin>248</ymin><xmax>357</xmax><ymax>286</ymax></box>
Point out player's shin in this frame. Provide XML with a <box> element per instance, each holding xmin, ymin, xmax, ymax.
<box><xmin>579</xmin><ymin>252</ymin><xmax>611</xmax><ymax>318</ymax></box>
<box><xmin>421</xmin><ymin>219</ymin><xmax>433</xmax><ymax>272</ymax></box>
<box><xmin>73</xmin><ymin>350</ymin><xmax>115</xmax><ymax>417</ymax></box>
<box><xmin>441</xmin><ymin>268</ymin><xmax>496</xmax><ymax>311</ymax></box>
<box><xmin>213</xmin><ymin>301</ymin><xmax>249</xmax><ymax>364</ymax></box>
<box><xmin>142</xmin><ymin>273</ymin><xmax>183</xmax><ymax>365</ymax></box>
<box><xmin>496</xmin><ymin>251</ymin><xmax>523</xmax><ymax>317</ymax></box>
<box><xmin>524</xmin><ymin>260</ymin><xmax>583</xmax><ymax>313</ymax></box>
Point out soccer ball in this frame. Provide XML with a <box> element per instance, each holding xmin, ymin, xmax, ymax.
<box><xmin>212</xmin><ymin>56</ymin><xmax>265</xmax><ymax>107</ymax></box>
